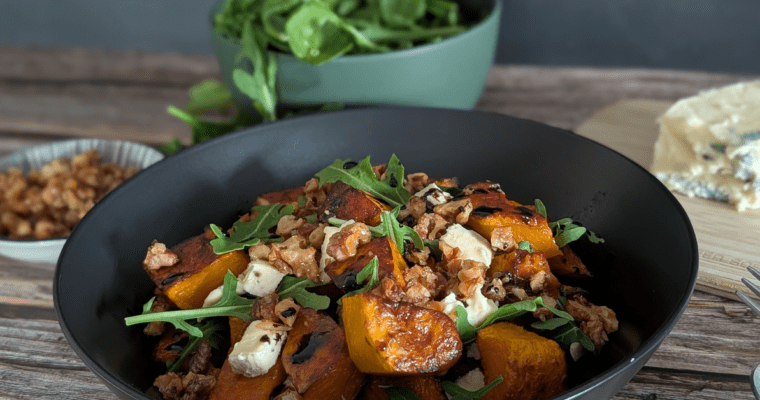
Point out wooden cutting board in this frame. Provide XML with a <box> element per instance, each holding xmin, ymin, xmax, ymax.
<box><xmin>576</xmin><ymin>99</ymin><xmax>760</xmax><ymax>301</ymax></box>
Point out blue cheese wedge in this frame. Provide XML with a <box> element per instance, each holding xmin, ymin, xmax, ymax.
<box><xmin>652</xmin><ymin>81</ymin><xmax>760</xmax><ymax>211</ymax></box>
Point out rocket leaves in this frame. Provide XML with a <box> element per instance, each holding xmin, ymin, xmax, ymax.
<box><xmin>209</xmin><ymin>203</ymin><xmax>295</xmax><ymax>254</ymax></box>
<box><xmin>315</xmin><ymin>154</ymin><xmax>411</xmax><ymax>208</ymax></box>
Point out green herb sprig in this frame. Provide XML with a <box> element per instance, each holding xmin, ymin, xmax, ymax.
<box><xmin>534</xmin><ymin>199</ymin><xmax>605</xmax><ymax>247</ymax></box>
<box><xmin>276</xmin><ymin>275</ymin><xmax>331</xmax><ymax>310</ymax></box>
<box><xmin>315</xmin><ymin>154</ymin><xmax>411</xmax><ymax>208</ymax></box>
<box><xmin>455</xmin><ymin>296</ymin><xmax>594</xmax><ymax>352</ymax></box>
<box><xmin>124</xmin><ymin>271</ymin><xmax>256</xmax><ymax>337</ymax></box>
<box><xmin>329</xmin><ymin>207</ymin><xmax>423</xmax><ymax>253</ymax></box>
<box><xmin>166</xmin><ymin>320</ymin><xmax>223</xmax><ymax>373</ymax></box>
<box><xmin>210</xmin><ymin>203</ymin><xmax>295</xmax><ymax>254</ymax></box>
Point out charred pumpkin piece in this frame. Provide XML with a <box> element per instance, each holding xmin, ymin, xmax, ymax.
<box><xmin>477</xmin><ymin>322</ymin><xmax>566</xmax><ymax>400</ymax></box>
<box><xmin>359</xmin><ymin>375</ymin><xmax>447</xmax><ymax>400</ymax></box>
<box><xmin>341</xmin><ymin>293</ymin><xmax>462</xmax><ymax>375</ymax></box>
<box><xmin>153</xmin><ymin>326</ymin><xmax>188</xmax><ymax>364</ymax></box>
<box><xmin>325</xmin><ymin>236</ymin><xmax>406</xmax><ymax>291</ymax></box>
<box><xmin>281</xmin><ymin>308</ymin><xmax>364</xmax><ymax>399</ymax></box>
<box><xmin>464</xmin><ymin>192</ymin><xmax>561</xmax><ymax>259</ymax></box>
<box><xmin>208</xmin><ymin>357</ymin><xmax>287</xmax><ymax>400</ymax></box>
<box><xmin>490</xmin><ymin>249</ymin><xmax>561</xmax><ymax>298</ymax></box>
<box><xmin>280</xmin><ymin>308</ymin><xmax>364</xmax><ymax>398</ymax></box>
<box><xmin>548</xmin><ymin>245</ymin><xmax>593</xmax><ymax>278</ymax></box>
<box><xmin>255</xmin><ymin>186</ymin><xmax>305</xmax><ymax>207</ymax></box>
<box><xmin>317</xmin><ymin>181</ymin><xmax>390</xmax><ymax>226</ymax></box>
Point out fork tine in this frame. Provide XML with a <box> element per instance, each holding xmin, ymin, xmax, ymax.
<box><xmin>743</xmin><ymin>277</ymin><xmax>760</xmax><ymax>299</ymax></box>
<box><xmin>748</xmin><ymin>266</ymin><xmax>760</xmax><ymax>281</ymax></box>
<box><xmin>736</xmin><ymin>290</ymin><xmax>760</xmax><ymax>317</ymax></box>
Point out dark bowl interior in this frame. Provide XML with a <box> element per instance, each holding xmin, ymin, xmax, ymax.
<box><xmin>54</xmin><ymin>107</ymin><xmax>698</xmax><ymax>400</ymax></box>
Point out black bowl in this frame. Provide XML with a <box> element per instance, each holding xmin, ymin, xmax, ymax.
<box><xmin>54</xmin><ymin>107</ymin><xmax>698</xmax><ymax>399</ymax></box>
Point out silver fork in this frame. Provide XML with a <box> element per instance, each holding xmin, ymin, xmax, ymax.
<box><xmin>736</xmin><ymin>266</ymin><xmax>760</xmax><ymax>400</ymax></box>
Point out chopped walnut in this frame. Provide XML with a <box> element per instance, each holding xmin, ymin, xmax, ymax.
<box><xmin>325</xmin><ymin>222</ymin><xmax>371</xmax><ymax>262</ymax></box>
<box><xmin>275</xmin><ymin>298</ymin><xmax>301</xmax><ymax>327</ymax></box>
<box><xmin>398</xmin><ymin>196</ymin><xmax>427</xmax><ymax>224</ymax></box>
<box><xmin>269</xmin><ymin>236</ymin><xmax>319</xmax><ymax>281</ymax></box>
<box><xmin>276</xmin><ymin>215</ymin><xmax>305</xmax><ymax>238</ymax></box>
<box><xmin>153</xmin><ymin>372</ymin><xmax>216</xmax><ymax>400</ymax></box>
<box><xmin>372</xmin><ymin>164</ymin><xmax>387</xmax><ymax>181</ymax></box>
<box><xmin>490</xmin><ymin>227</ymin><xmax>516</xmax><ymax>252</ymax></box>
<box><xmin>405</xmin><ymin>172</ymin><xmax>430</xmax><ymax>193</ymax></box>
<box><xmin>307</xmin><ymin>224</ymin><xmax>327</xmax><ymax>249</ymax></box>
<box><xmin>403</xmin><ymin>265</ymin><xmax>444</xmax><ymax>303</ymax></box>
<box><xmin>483</xmin><ymin>278</ymin><xmax>506</xmax><ymax>302</ymax></box>
<box><xmin>143</xmin><ymin>240</ymin><xmax>179</xmax><ymax>271</ymax></box>
<box><xmin>143</xmin><ymin>289</ymin><xmax>175</xmax><ymax>336</ymax></box>
<box><xmin>457</xmin><ymin>262</ymin><xmax>487</xmax><ymax>298</ymax></box>
<box><xmin>564</xmin><ymin>295</ymin><xmax>619</xmax><ymax>349</ymax></box>
<box><xmin>379</xmin><ymin>276</ymin><xmax>405</xmax><ymax>302</ymax></box>
<box><xmin>414</xmin><ymin>212</ymin><xmax>449</xmax><ymax>240</ymax></box>
<box><xmin>248</xmin><ymin>242</ymin><xmax>271</xmax><ymax>260</ymax></box>
<box><xmin>251</xmin><ymin>292</ymin><xmax>280</xmax><ymax>321</ymax></box>
<box><xmin>187</xmin><ymin>340</ymin><xmax>213</xmax><ymax>374</ymax></box>
<box><xmin>529</xmin><ymin>270</ymin><xmax>549</xmax><ymax>293</ymax></box>
<box><xmin>533</xmin><ymin>295</ymin><xmax>558</xmax><ymax>321</ymax></box>
<box><xmin>300</xmin><ymin>178</ymin><xmax>331</xmax><ymax>216</ymax></box>
<box><xmin>433</xmin><ymin>198</ymin><xmax>473</xmax><ymax>225</ymax></box>
<box><xmin>405</xmin><ymin>246</ymin><xmax>432</xmax><ymax>266</ymax></box>
<box><xmin>461</xmin><ymin>181</ymin><xmax>503</xmax><ymax>195</ymax></box>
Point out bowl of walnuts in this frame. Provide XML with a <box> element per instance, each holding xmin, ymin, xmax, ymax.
<box><xmin>0</xmin><ymin>139</ymin><xmax>164</xmax><ymax>263</ymax></box>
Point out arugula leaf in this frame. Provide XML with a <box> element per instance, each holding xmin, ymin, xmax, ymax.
<box><xmin>166</xmin><ymin>320</ymin><xmax>223</xmax><ymax>373</ymax></box>
<box><xmin>534</xmin><ymin>199</ymin><xmax>605</xmax><ymax>247</ymax></box>
<box><xmin>276</xmin><ymin>275</ymin><xmax>330</xmax><ymax>310</ymax></box>
<box><xmin>546</xmin><ymin>323</ymin><xmax>596</xmax><ymax>352</ymax></box>
<box><xmin>210</xmin><ymin>203</ymin><xmax>295</xmax><ymax>254</ymax></box>
<box><xmin>442</xmin><ymin>376</ymin><xmax>504</xmax><ymax>400</ymax></box>
<box><xmin>234</xmin><ymin>23</ymin><xmax>278</xmax><ymax>122</ymax></box>
<box><xmin>341</xmin><ymin>256</ymin><xmax>381</xmax><ymax>299</ymax></box>
<box><xmin>517</xmin><ymin>240</ymin><xmax>535</xmax><ymax>253</ymax></box>
<box><xmin>329</xmin><ymin>207</ymin><xmax>423</xmax><ymax>253</ymax></box>
<box><xmin>314</xmin><ymin>155</ymin><xmax>411</xmax><ymax>208</ymax></box>
<box><xmin>124</xmin><ymin>271</ymin><xmax>256</xmax><ymax>337</ymax></box>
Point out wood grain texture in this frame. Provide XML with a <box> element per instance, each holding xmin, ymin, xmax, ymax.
<box><xmin>576</xmin><ymin>100</ymin><xmax>760</xmax><ymax>301</ymax></box>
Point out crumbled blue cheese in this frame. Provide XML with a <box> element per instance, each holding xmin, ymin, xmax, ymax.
<box><xmin>228</xmin><ymin>320</ymin><xmax>289</xmax><ymax>377</ymax></box>
<box><xmin>653</xmin><ymin>81</ymin><xmax>760</xmax><ymax>211</ymax></box>
<box><xmin>202</xmin><ymin>259</ymin><xmax>285</xmax><ymax>307</ymax></box>
<box><xmin>439</xmin><ymin>224</ymin><xmax>493</xmax><ymax>266</ymax></box>
<box><xmin>439</xmin><ymin>287</ymin><xmax>498</xmax><ymax>327</ymax></box>
<box><xmin>414</xmin><ymin>183</ymin><xmax>452</xmax><ymax>206</ymax></box>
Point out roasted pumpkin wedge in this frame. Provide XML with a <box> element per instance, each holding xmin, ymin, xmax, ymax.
<box><xmin>490</xmin><ymin>249</ymin><xmax>561</xmax><ymax>298</ymax></box>
<box><xmin>318</xmin><ymin>181</ymin><xmax>390</xmax><ymax>226</ymax></box>
<box><xmin>464</xmin><ymin>191</ymin><xmax>561</xmax><ymax>259</ymax></box>
<box><xmin>255</xmin><ymin>186</ymin><xmax>305</xmax><ymax>207</ymax></box>
<box><xmin>208</xmin><ymin>356</ymin><xmax>287</xmax><ymax>400</ymax></box>
<box><xmin>281</xmin><ymin>308</ymin><xmax>364</xmax><ymax>399</ymax></box>
<box><xmin>548</xmin><ymin>245</ymin><xmax>593</xmax><ymax>278</ymax></box>
<box><xmin>143</xmin><ymin>233</ymin><xmax>250</xmax><ymax>310</ymax></box>
<box><xmin>342</xmin><ymin>292</ymin><xmax>462</xmax><ymax>375</ymax></box>
<box><xmin>477</xmin><ymin>322</ymin><xmax>566</xmax><ymax>400</ymax></box>
<box><xmin>325</xmin><ymin>236</ymin><xmax>406</xmax><ymax>291</ymax></box>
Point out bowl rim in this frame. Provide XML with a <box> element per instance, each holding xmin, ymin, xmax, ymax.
<box><xmin>210</xmin><ymin>0</ymin><xmax>503</xmax><ymax>64</ymax></box>
<box><xmin>54</xmin><ymin>107</ymin><xmax>699</xmax><ymax>400</ymax></box>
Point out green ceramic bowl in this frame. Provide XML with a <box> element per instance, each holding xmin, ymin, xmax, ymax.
<box><xmin>211</xmin><ymin>0</ymin><xmax>501</xmax><ymax>112</ymax></box>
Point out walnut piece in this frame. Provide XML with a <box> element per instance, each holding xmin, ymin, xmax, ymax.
<box><xmin>143</xmin><ymin>240</ymin><xmax>179</xmax><ymax>271</ymax></box>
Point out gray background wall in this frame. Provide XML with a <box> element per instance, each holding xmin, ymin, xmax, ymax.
<box><xmin>1</xmin><ymin>0</ymin><xmax>759</xmax><ymax>73</ymax></box>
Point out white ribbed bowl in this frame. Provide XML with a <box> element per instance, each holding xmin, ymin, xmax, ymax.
<box><xmin>0</xmin><ymin>139</ymin><xmax>164</xmax><ymax>263</ymax></box>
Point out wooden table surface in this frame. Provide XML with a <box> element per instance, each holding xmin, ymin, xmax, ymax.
<box><xmin>2</xmin><ymin>47</ymin><xmax>760</xmax><ymax>400</ymax></box>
